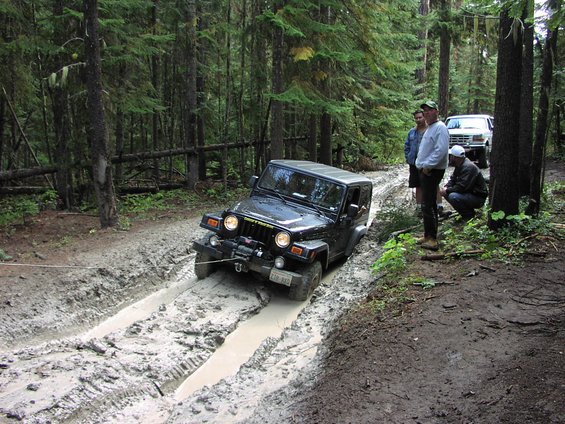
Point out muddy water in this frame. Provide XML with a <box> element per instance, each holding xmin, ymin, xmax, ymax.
<box><xmin>174</xmin><ymin>294</ymin><xmax>307</xmax><ymax>400</ymax></box>
<box><xmin>173</xmin><ymin>258</ymin><xmax>345</xmax><ymax>401</ymax></box>
<box><xmin>82</xmin><ymin>264</ymin><xmax>200</xmax><ymax>340</ymax></box>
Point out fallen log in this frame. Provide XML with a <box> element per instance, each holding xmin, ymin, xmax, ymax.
<box><xmin>0</xmin><ymin>186</ymin><xmax>50</xmax><ymax>195</ymax></box>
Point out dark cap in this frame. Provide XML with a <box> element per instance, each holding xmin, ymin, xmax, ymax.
<box><xmin>420</xmin><ymin>100</ymin><xmax>439</xmax><ymax>110</ymax></box>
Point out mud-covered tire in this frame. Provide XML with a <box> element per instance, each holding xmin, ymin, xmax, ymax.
<box><xmin>195</xmin><ymin>251</ymin><xmax>215</xmax><ymax>279</ymax></box>
<box><xmin>288</xmin><ymin>261</ymin><xmax>322</xmax><ymax>301</ymax></box>
<box><xmin>477</xmin><ymin>145</ymin><xmax>490</xmax><ymax>169</ymax></box>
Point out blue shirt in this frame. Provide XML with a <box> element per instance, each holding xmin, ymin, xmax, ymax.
<box><xmin>415</xmin><ymin>121</ymin><xmax>449</xmax><ymax>170</ymax></box>
<box><xmin>404</xmin><ymin>127</ymin><xmax>425</xmax><ymax>165</ymax></box>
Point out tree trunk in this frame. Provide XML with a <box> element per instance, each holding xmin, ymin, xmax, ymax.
<box><xmin>415</xmin><ymin>0</ymin><xmax>430</xmax><ymax>89</ymax></box>
<box><xmin>151</xmin><ymin>0</ymin><xmax>161</xmax><ymax>183</ymax></box>
<box><xmin>270</xmin><ymin>0</ymin><xmax>285</xmax><ymax>160</ymax></box>
<box><xmin>0</xmin><ymin>96</ymin><xmax>4</xmax><ymax>175</ymax></box>
<box><xmin>185</xmin><ymin>0</ymin><xmax>198</xmax><ymax>188</ymax></box>
<box><xmin>526</xmin><ymin>28</ymin><xmax>558</xmax><ymax>216</ymax></box>
<box><xmin>221</xmin><ymin>0</ymin><xmax>232</xmax><ymax>188</ymax></box>
<box><xmin>197</xmin><ymin>7</ymin><xmax>207</xmax><ymax>180</ymax></box>
<box><xmin>438</xmin><ymin>0</ymin><xmax>451</xmax><ymax>118</ymax></box>
<box><xmin>318</xmin><ymin>4</ymin><xmax>332</xmax><ymax>165</ymax></box>
<box><xmin>488</xmin><ymin>8</ymin><xmax>522</xmax><ymax>230</ymax></box>
<box><xmin>556</xmin><ymin>102</ymin><xmax>563</xmax><ymax>156</ymax></box>
<box><xmin>518</xmin><ymin>2</ymin><xmax>534</xmax><ymax>196</ymax></box>
<box><xmin>83</xmin><ymin>0</ymin><xmax>118</xmax><ymax>228</ymax></box>
<box><xmin>251</xmin><ymin>0</ymin><xmax>268</xmax><ymax>170</ymax></box>
<box><xmin>50</xmin><ymin>0</ymin><xmax>73</xmax><ymax>209</ymax></box>
<box><xmin>308</xmin><ymin>113</ymin><xmax>317</xmax><ymax>162</ymax></box>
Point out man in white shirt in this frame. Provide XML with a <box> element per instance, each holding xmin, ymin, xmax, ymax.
<box><xmin>415</xmin><ymin>100</ymin><xmax>449</xmax><ymax>250</ymax></box>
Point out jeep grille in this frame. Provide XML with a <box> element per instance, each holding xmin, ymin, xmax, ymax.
<box><xmin>238</xmin><ymin>219</ymin><xmax>275</xmax><ymax>247</ymax></box>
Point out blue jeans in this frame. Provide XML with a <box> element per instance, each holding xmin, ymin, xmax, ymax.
<box><xmin>446</xmin><ymin>192</ymin><xmax>486</xmax><ymax>219</ymax></box>
<box><xmin>419</xmin><ymin>169</ymin><xmax>445</xmax><ymax>239</ymax></box>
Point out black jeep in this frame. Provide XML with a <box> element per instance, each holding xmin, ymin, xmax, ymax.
<box><xmin>192</xmin><ymin>160</ymin><xmax>373</xmax><ymax>300</ymax></box>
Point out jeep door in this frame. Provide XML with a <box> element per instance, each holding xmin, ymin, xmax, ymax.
<box><xmin>328</xmin><ymin>185</ymin><xmax>361</xmax><ymax>261</ymax></box>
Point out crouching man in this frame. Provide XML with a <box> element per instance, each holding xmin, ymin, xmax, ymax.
<box><xmin>439</xmin><ymin>145</ymin><xmax>488</xmax><ymax>220</ymax></box>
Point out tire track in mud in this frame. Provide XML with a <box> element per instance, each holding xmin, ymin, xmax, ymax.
<box><xmin>0</xmin><ymin>165</ymin><xmax>410</xmax><ymax>423</ymax></box>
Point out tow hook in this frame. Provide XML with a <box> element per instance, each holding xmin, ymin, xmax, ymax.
<box><xmin>235</xmin><ymin>263</ymin><xmax>243</xmax><ymax>273</ymax></box>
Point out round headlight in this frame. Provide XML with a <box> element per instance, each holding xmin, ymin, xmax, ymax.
<box><xmin>224</xmin><ymin>215</ymin><xmax>239</xmax><ymax>231</ymax></box>
<box><xmin>275</xmin><ymin>231</ymin><xmax>291</xmax><ymax>248</ymax></box>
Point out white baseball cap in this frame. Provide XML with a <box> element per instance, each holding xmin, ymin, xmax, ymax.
<box><xmin>449</xmin><ymin>145</ymin><xmax>466</xmax><ymax>158</ymax></box>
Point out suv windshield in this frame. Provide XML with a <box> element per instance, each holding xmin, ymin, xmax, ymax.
<box><xmin>446</xmin><ymin>117</ymin><xmax>488</xmax><ymax>130</ymax></box>
<box><xmin>257</xmin><ymin>164</ymin><xmax>344</xmax><ymax>212</ymax></box>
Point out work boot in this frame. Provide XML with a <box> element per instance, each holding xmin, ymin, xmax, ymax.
<box><xmin>421</xmin><ymin>238</ymin><xmax>439</xmax><ymax>251</ymax></box>
<box><xmin>439</xmin><ymin>210</ymin><xmax>453</xmax><ymax>219</ymax></box>
<box><xmin>416</xmin><ymin>236</ymin><xmax>428</xmax><ymax>245</ymax></box>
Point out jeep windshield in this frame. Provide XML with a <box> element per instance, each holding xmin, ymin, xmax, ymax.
<box><xmin>257</xmin><ymin>164</ymin><xmax>344</xmax><ymax>213</ymax></box>
<box><xmin>446</xmin><ymin>117</ymin><xmax>488</xmax><ymax>130</ymax></box>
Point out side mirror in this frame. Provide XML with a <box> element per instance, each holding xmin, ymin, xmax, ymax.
<box><xmin>248</xmin><ymin>175</ymin><xmax>259</xmax><ymax>188</ymax></box>
<box><xmin>346</xmin><ymin>204</ymin><xmax>359</xmax><ymax>218</ymax></box>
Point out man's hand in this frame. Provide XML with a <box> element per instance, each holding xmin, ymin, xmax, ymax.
<box><xmin>439</xmin><ymin>187</ymin><xmax>447</xmax><ymax>197</ymax></box>
<box><xmin>422</xmin><ymin>168</ymin><xmax>431</xmax><ymax>176</ymax></box>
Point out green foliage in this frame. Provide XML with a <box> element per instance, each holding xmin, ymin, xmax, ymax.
<box><xmin>367</xmin><ymin>232</ymin><xmax>419</xmax><ymax>314</ymax></box>
<box><xmin>442</xmin><ymin>192</ymin><xmax>564</xmax><ymax>262</ymax></box>
<box><xmin>407</xmin><ymin>274</ymin><xmax>438</xmax><ymax>289</ymax></box>
<box><xmin>0</xmin><ymin>196</ymin><xmax>40</xmax><ymax>226</ymax></box>
<box><xmin>40</xmin><ymin>190</ymin><xmax>59</xmax><ymax>210</ymax></box>
<box><xmin>117</xmin><ymin>215</ymin><xmax>132</xmax><ymax>231</ymax></box>
<box><xmin>372</xmin><ymin>200</ymin><xmax>420</xmax><ymax>242</ymax></box>
<box><xmin>0</xmin><ymin>249</ymin><xmax>13</xmax><ymax>261</ymax></box>
<box><xmin>371</xmin><ymin>233</ymin><xmax>417</xmax><ymax>276</ymax></box>
<box><xmin>119</xmin><ymin>189</ymin><xmax>198</xmax><ymax>214</ymax></box>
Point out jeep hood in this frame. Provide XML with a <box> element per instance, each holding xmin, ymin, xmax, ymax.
<box><xmin>229</xmin><ymin>196</ymin><xmax>334</xmax><ymax>231</ymax></box>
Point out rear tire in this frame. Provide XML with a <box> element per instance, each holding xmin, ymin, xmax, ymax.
<box><xmin>288</xmin><ymin>261</ymin><xmax>322</xmax><ymax>301</ymax></box>
<box><xmin>195</xmin><ymin>251</ymin><xmax>215</xmax><ymax>279</ymax></box>
<box><xmin>477</xmin><ymin>144</ymin><xmax>490</xmax><ymax>169</ymax></box>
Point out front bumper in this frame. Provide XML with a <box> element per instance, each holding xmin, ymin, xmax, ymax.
<box><xmin>193</xmin><ymin>239</ymin><xmax>302</xmax><ymax>287</ymax></box>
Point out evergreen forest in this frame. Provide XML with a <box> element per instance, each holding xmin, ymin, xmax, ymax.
<box><xmin>0</xmin><ymin>0</ymin><xmax>563</xmax><ymax>227</ymax></box>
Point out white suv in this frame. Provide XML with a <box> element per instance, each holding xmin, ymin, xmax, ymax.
<box><xmin>445</xmin><ymin>114</ymin><xmax>494</xmax><ymax>169</ymax></box>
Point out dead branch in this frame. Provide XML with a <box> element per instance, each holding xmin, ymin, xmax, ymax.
<box><xmin>479</xmin><ymin>264</ymin><xmax>496</xmax><ymax>272</ymax></box>
<box><xmin>389</xmin><ymin>225</ymin><xmax>420</xmax><ymax>239</ymax></box>
<box><xmin>420</xmin><ymin>249</ymin><xmax>484</xmax><ymax>261</ymax></box>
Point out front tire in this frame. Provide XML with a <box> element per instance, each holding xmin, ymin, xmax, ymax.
<box><xmin>195</xmin><ymin>251</ymin><xmax>215</xmax><ymax>279</ymax></box>
<box><xmin>477</xmin><ymin>144</ymin><xmax>490</xmax><ymax>169</ymax></box>
<box><xmin>288</xmin><ymin>261</ymin><xmax>322</xmax><ymax>301</ymax></box>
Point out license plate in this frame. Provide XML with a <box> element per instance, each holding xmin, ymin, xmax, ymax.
<box><xmin>269</xmin><ymin>269</ymin><xmax>293</xmax><ymax>286</ymax></box>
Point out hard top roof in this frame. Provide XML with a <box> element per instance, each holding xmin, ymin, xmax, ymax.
<box><xmin>446</xmin><ymin>114</ymin><xmax>493</xmax><ymax>119</ymax></box>
<box><xmin>266</xmin><ymin>160</ymin><xmax>372</xmax><ymax>185</ymax></box>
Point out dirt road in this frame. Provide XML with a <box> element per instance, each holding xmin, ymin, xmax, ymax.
<box><xmin>1</xmin><ymin>163</ymin><xmax>563</xmax><ymax>424</ymax></box>
<box><xmin>0</xmin><ymin>166</ymin><xmax>410</xmax><ymax>423</ymax></box>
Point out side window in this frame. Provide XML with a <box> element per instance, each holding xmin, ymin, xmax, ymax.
<box><xmin>359</xmin><ymin>184</ymin><xmax>371</xmax><ymax>210</ymax></box>
<box><xmin>341</xmin><ymin>186</ymin><xmax>360</xmax><ymax>216</ymax></box>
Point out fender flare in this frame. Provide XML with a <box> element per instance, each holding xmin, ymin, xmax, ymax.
<box><xmin>345</xmin><ymin>225</ymin><xmax>368</xmax><ymax>257</ymax></box>
<box><xmin>298</xmin><ymin>240</ymin><xmax>330</xmax><ymax>269</ymax></box>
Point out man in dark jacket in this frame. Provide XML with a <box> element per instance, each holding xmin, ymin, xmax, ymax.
<box><xmin>439</xmin><ymin>145</ymin><xmax>488</xmax><ymax>220</ymax></box>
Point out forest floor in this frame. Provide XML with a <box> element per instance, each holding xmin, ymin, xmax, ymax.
<box><xmin>0</xmin><ymin>162</ymin><xmax>563</xmax><ymax>424</ymax></box>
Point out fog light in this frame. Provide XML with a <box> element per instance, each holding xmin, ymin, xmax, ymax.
<box><xmin>274</xmin><ymin>256</ymin><xmax>285</xmax><ymax>269</ymax></box>
<box><xmin>209</xmin><ymin>235</ymin><xmax>220</xmax><ymax>247</ymax></box>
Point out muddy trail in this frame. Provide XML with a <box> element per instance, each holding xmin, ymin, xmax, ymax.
<box><xmin>0</xmin><ymin>165</ymin><xmax>412</xmax><ymax>423</ymax></box>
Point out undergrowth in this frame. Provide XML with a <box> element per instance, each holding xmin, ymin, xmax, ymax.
<box><xmin>367</xmin><ymin>181</ymin><xmax>565</xmax><ymax>315</ymax></box>
<box><xmin>0</xmin><ymin>186</ymin><xmax>249</xmax><ymax>229</ymax></box>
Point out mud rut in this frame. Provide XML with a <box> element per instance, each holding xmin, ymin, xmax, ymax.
<box><xmin>0</xmin><ymin>166</ymin><xmax>411</xmax><ymax>423</ymax></box>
